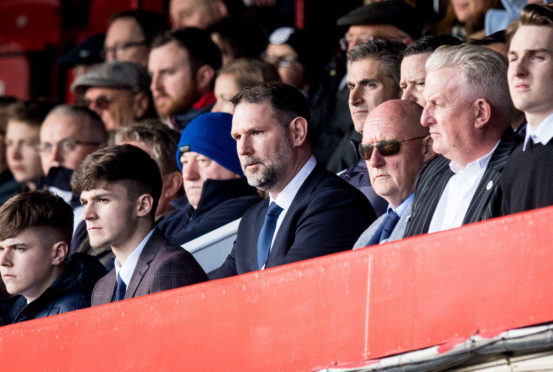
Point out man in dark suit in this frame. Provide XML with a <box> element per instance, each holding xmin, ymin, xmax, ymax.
<box><xmin>71</xmin><ymin>145</ymin><xmax>207</xmax><ymax>306</ymax></box>
<box><xmin>403</xmin><ymin>44</ymin><xmax>521</xmax><ymax>238</ymax></box>
<box><xmin>209</xmin><ymin>83</ymin><xmax>375</xmax><ymax>279</ymax></box>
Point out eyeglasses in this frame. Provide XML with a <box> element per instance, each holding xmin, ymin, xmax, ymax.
<box><xmin>358</xmin><ymin>135</ymin><xmax>427</xmax><ymax>160</ymax></box>
<box><xmin>76</xmin><ymin>95</ymin><xmax>113</xmax><ymax>110</ymax></box>
<box><xmin>101</xmin><ymin>40</ymin><xmax>147</xmax><ymax>60</ymax></box>
<box><xmin>262</xmin><ymin>52</ymin><xmax>298</xmax><ymax>68</ymax></box>
<box><xmin>36</xmin><ymin>138</ymin><xmax>102</xmax><ymax>155</ymax></box>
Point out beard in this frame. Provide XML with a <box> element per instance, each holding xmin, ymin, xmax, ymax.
<box><xmin>240</xmin><ymin>135</ymin><xmax>293</xmax><ymax>191</ymax></box>
<box><xmin>153</xmin><ymin>89</ymin><xmax>196</xmax><ymax>118</ymax></box>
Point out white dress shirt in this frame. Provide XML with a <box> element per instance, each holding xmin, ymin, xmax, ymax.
<box><xmin>428</xmin><ymin>142</ymin><xmax>499</xmax><ymax>233</ymax></box>
<box><xmin>523</xmin><ymin>112</ymin><xmax>553</xmax><ymax>151</ymax></box>
<box><xmin>114</xmin><ymin>229</ymin><xmax>155</xmax><ymax>286</ymax></box>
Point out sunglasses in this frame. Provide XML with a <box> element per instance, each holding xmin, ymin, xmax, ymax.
<box><xmin>358</xmin><ymin>135</ymin><xmax>427</xmax><ymax>160</ymax></box>
<box><xmin>76</xmin><ymin>95</ymin><xmax>113</xmax><ymax>110</ymax></box>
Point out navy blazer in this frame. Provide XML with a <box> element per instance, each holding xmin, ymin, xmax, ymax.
<box><xmin>209</xmin><ymin>164</ymin><xmax>376</xmax><ymax>279</ymax></box>
<box><xmin>403</xmin><ymin>129</ymin><xmax>521</xmax><ymax>238</ymax></box>
<box><xmin>91</xmin><ymin>228</ymin><xmax>207</xmax><ymax>306</ymax></box>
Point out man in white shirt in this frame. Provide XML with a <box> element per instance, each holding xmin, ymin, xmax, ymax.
<box><xmin>71</xmin><ymin>144</ymin><xmax>207</xmax><ymax>305</ymax></box>
<box><xmin>403</xmin><ymin>44</ymin><xmax>521</xmax><ymax>238</ymax></box>
<box><xmin>209</xmin><ymin>83</ymin><xmax>376</xmax><ymax>279</ymax></box>
<box><xmin>353</xmin><ymin>100</ymin><xmax>434</xmax><ymax>248</ymax></box>
<box><xmin>490</xmin><ymin>4</ymin><xmax>553</xmax><ymax>216</ymax></box>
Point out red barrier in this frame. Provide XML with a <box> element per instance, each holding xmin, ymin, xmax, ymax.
<box><xmin>1</xmin><ymin>207</ymin><xmax>553</xmax><ymax>371</ymax></box>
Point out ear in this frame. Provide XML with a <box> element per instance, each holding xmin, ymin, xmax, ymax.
<box><xmin>473</xmin><ymin>98</ymin><xmax>492</xmax><ymax>129</ymax></box>
<box><xmin>195</xmin><ymin>65</ymin><xmax>215</xmax><ymax>94</ymax></box>
<box><xmin>421</xmin><ymin>135</ymin><xmax>435</xmax><ymax>163</ymax></box>
<box><xmin>288</xmin><ymin>117</ymin><xmax>308</xmax><ymax>147</ymax></box>
<box><xmin>401</xmin><ymin>35</ymin><xmax>414</xmax><ymax>45</ymax></box>
<box><xmin>132</xmin><ymin>92</ymin><xmax>149</xmax><ymax>119</ymax></box>
<box><xmin>161</xmin><ymin>171</ymin><xmax>183</xmax><ymax>199</ymax></box>
<box><xmin>51</xmin><ymin>241</ymin><xmax>68</xmax><ymax>266</ymax></box>
<box><xmin>136</xmin><ymin>194</ymin><xmax>154</xmax><ymax>217</ymax></box>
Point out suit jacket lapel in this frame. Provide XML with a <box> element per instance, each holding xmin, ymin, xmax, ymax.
<box><xmin>266</xmin><ymin>165</ymin><xmax>323</xmax><ymax>267</ymax></box>
<box><xmin>463</xmin><ymin>130</ymin><xmax>521</xmax><ymax>224</ymax></box>
<box><xmin>124</xmin><ymin>229</ymin><xmax>161</xmax><ymax>299</ymax></box>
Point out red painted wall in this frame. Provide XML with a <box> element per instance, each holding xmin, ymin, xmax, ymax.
<box><xmin>1</xmin><ymin>207</ymin><xmax>552</xmax><ymax>371</ymax></box>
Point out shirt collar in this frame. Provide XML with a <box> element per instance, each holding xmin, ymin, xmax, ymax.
<box><xmin>523</xmin><ymin>112</ymin><xmax>553</xmax><ymax>151</ymax></box>
<box><xmin>270</xmin><ymin>156</ymin><xmax>316</xmax><ymax>210</ymax></box>
<box><xmin>114</xmin><ymin>228</ymin><xmax>155</xmax><ymax>286</ymax></box>
<box><xmin>449</xmin><ymin>140</ymin><xmax>499</xmax><ymax>174</ymax></box>
<box><xmin>389</xmin><ymin>193</ymin><xmax>414</xmax><ymax>217</ymax></box>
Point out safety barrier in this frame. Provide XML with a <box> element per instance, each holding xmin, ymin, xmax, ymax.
<box><xmin>1</xmin><ymin>206</ymin><xmax>552</xmax><ymax>371</ymax></box>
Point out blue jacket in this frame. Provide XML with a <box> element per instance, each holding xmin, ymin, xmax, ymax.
<box><xmin>0</xmin><ymin>253</ymin><xmax>107</xmax><ymax>326</ymax></box>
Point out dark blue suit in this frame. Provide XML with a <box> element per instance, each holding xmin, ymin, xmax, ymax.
<box><xmin>209</xmin><ymin>165</ymin><xmax>376</xmax><ymax>279</ymax></box>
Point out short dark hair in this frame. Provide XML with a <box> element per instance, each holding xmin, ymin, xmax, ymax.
<box><xmin>71</xmin><ymin>144</ymin><xmax>162</xmax><ymax>218</ymax></box>
<box><xmin>6</xmin><ymin>100</ymin><xmax>55</xmax><ymax>128</ymax></box>
<box><xmin>348</xmin><ymin>39</ymin><xmax>406</xmax><ymax>90</ymax></box>
<box><xmin>114</xmin><ymin>120</ymin><xmax>181</xmax><ymax>175</ymax></box>
<box><xmin>109</xmin><ymin>9</ymin><xmax>170</xmax><ymax>46</ymax></box>
<box><xmin>207</xmin><ymin>16</ymin><xmax>268</xmax><ymax>61</ymax></box>
<box><xmin>0</xmin><ymin>190</ymin><xmax>74</xmax><ymax>246</ymax></box>
<box><xmin>401</xmin><ymin>35</ymin><xmax>462</xmax><ymax>58</ymax></box>
<box><xmin>231</xmin><ymin>82</ymin><xmax>311</xmax><ymax>139</ymax></box>
<box><xmin>151</xmin><ymin>28</ymin><xmax>222</xmax><ymax>73</ymax></box>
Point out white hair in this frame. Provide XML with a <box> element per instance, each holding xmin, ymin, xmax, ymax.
<box><xmin>426</xmin><ymin>44</ymin><xmax>513</xmax><ymax>123</ymax></box>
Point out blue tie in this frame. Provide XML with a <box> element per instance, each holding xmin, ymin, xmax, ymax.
<box><xmin>115</xmin><ymin>273</ymin><xmax>126</xmax><ymax>301</ymax></box>
<box><xmin>257</xmin><ymin>202</ymin><xmax>283</xmax><ymax>269</ymax></box>
<box><xmin>368</xmin><ymin>210</ymin><xmax>400</xmax><ymax>246</ymax></box>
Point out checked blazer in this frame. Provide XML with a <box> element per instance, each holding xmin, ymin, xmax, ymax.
<box><xmin>91</xmin><ymin>228</ymin><xmax>208</xmax><ymax>306</ymax></box>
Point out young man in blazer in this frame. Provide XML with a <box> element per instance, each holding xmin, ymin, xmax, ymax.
<box><xmin>71</xmin><ymin>144</ymin><xmax>207</xmax><ymax>306</ymax></box>
<box><xmin>209</xmin><ymin>82</ymin><xmax>376</xmax><ymax>279</ymax></box>
<box><xmin>403</xmin><ymin>44</ymin><xmax>521</xmax><ymax>238</ymax></box>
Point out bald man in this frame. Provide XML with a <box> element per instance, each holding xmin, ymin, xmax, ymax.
<box><xmin>354</xmin><ymin>100</ymin><xmax>434</xmax><ymax>248</ymax></box>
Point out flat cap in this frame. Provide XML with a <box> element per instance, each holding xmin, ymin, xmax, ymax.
<box><xmin>337</xmin><ymin>1</ymin><xmax>422</xmax><ymax>39</ymax></box>
<box><xmin>71</xmin><ymin>61</ymin><xmax>150</xmax><ymax>95</ymax></box>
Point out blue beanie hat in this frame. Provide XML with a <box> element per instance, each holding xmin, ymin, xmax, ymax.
<box><xmin>176</xmin><ymin>112</ymin><xmax>243</xmax><ymax>177</ymax></box>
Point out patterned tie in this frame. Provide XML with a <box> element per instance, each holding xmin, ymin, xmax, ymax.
<box><xmin>115</xmin><ymin>273</ymin><xmax>127</xmax><ymax>301</ymax></box>
<box><xmin>368</xmin><ymin>210</ymin><xmax>400</xmax><ymax>246</ymax></box>
<box><xmin>256</xmin><ymin>202</ymin><xmax>284</xmax><ymax>269</ymax></box>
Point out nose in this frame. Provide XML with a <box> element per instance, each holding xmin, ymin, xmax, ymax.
<box><xmin>181</xmin><ymin>160</ymin><xmax>199</xmax><ymax>181</ymax></box>
<box><xmin>235</xmin><ymin>135</ymin><xmax>252</xmax><ymax>156</ymax></box>
<box><xmin>511</xmin><ymin>57</ymin><xmax>528</xmax><ymax>77</ymax></box>
<box><xmin>0</xmin><ymin>249</ymin><xmax>12</xmax><ymax>267</ymax></box>
<box><xmin>420</xmin><ymin>105</ymin><xmax>434</xmax><ymax>128</ymax></box>
<box><xmin>349</xmin><ymin>85</ymin><xmax>363</xmax><ymax>107</ymax></box>
<box><xmin>150</xmin><ymin>73</ymin><xmax>161</xmax><ymax>93</ymax></box>
<box><xmin>401</xmin><ymin>86</ymin><xmax>416</xmax><ymax>102</ymax></box>
<box><xmin>82</xmin><ymin>202</ymin><xmax>97</xmax><ymax>221</ymax></box>
<box><xmin>369</xmin><ymin>147</ymin><xmax>385</xmax><ymax>168</ymax></box>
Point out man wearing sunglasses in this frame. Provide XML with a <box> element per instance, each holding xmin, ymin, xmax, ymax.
<box><xmin>354</xmin><ymin>100</ymin><xmax>433</xmax><ymax>248</ymax></box>
<box><xmin>403</xmin><ymin>45</ymin><xmax>521</xmax><ymax>238</ymax></box>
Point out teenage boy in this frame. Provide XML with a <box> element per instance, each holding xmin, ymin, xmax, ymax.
<box><xmin>0</xmin><ymin>191</ymin><xmax>106</xmax><ymax>325</ymax></box>
<box><xmin>71</xmin><ymin>145</ymin><xmax>207</xmax><ymax>305</ymax></box>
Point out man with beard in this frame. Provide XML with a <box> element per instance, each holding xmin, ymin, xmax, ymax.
<box><xmin>209</xmin><ymin>83</ymin><xmax>375</xmax><ymax>279</ymax></box>
<box><xmin>148</xmin><ymin>28</ymin><xmax>221</xmax><ymax>130</ymax></box>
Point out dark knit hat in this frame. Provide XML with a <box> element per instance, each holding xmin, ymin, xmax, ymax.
<box><xmin>71</xmin><ymin>61</ymin><xmax>150</xmax><ymax>95</ymax></box>
<box><xmin>337</xmin><ymin>1</ymin><xmax>422</xmax><ymax>40</ymax></box>
<box><xmin>176</xmin><ymin>112</ymin><xmax>243</xmax><ymax>177</ymax></box>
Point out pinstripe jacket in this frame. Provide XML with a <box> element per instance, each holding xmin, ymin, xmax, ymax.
<box><xmin>403</xmin><ymin>129</ymin><xmax>521</xmax><ymax>238</ymax></box>
<box><xmin>91</xmin><ymin>228</ymin><xmax>208</xmax><ymax>306</ymax></box>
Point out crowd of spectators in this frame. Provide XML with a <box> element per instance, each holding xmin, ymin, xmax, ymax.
<box><xmin>0</xmin><ymin>0</ymin><xmax>552</xmax><ymax>327</ymax></box>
